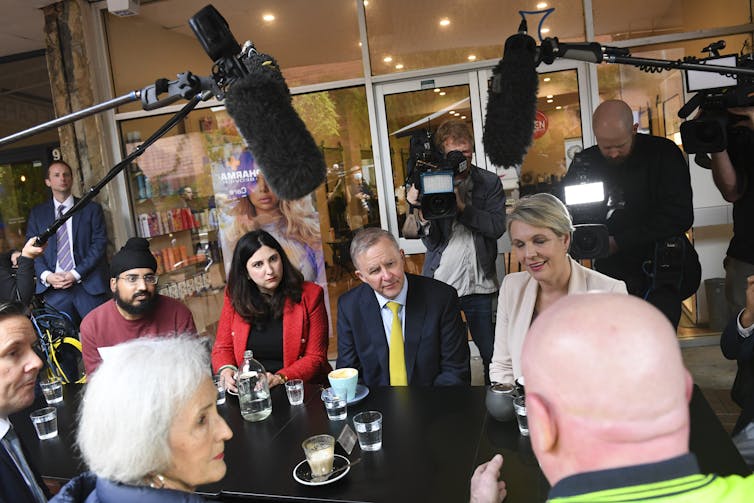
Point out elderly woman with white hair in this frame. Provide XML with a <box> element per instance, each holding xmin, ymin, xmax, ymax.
<box><xmin>489</xmin><ymin>193</ymin><xmax>628</xmax><ymax>385</ymax></box>
<box><xmin>52</xmin><ymin>336</ymin><xmax>232</xmax><ymax>502</ymax></box>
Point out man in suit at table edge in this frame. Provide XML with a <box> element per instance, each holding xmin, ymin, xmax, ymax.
<box><xmin>26</xmin><ymin>160</ymin><xmax>109</xmax><ymax>324</ymax></box>
<box><xmin>470</xmin><ymin>293</ymin><xmax>754</xmax><ymax>503</ymax></box>
<box><xmin>336</xmin><ymin>227</ymin><xmax>470</xmax><ymax>386</ymax></box>
<box><xmin>0</xmin><ymin>301</ymin><xmax>51</xmax><ymax>502</ymax></box>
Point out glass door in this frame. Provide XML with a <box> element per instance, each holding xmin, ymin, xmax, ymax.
<box><xmin>374</xmin><ymin>60</ymin><xmax>592</xmax><ymax>262</ymax></box>
<box><xmin>375</xmin><ymin>73</ymin><xmax>485</xmax><ymax>255</ymax></box>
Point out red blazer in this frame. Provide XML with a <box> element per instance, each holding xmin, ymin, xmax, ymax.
<box><xmin>212</xmin><ymin>281</ymin><xmax>331</xmax><ymax>384</ymax></box>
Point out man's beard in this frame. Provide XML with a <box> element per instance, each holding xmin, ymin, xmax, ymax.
<box><xmin>114</xmin><ymin>288</ymin><xmax>158</xmax><ymax>316</ymax></box>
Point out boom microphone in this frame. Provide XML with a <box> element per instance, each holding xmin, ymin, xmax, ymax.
<box><xmin>223</xmin><ymin>50</ymin><xmax>326</xmax><ymax>200</ymax></box>
<box><xmin>483</xmin><ymin>19</ymin><xmax>540</xmax><ymax>168</ymax></box>
<box><xmin>190</xmin><ymin>5</ymin><xmax>325</xmax><ymax>200</ymax></box>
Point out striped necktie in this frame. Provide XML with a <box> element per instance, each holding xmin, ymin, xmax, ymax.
<box><xmin>387</xmin><ymin>301</ymin><xmax>408</xmax><ymax>386</ymax></box>
<box><xmin>56</xmin><ymin>205</ymin><xmax>74</xmax><ymax>272</ymax></box>
<box><xmin>1</xmin><ymin>426</ymin><xmax>48</xmax><ymax>502</ymax></box>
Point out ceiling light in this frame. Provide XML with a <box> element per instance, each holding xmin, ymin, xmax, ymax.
<box><xmin>439</xmin><ymin>18</ymin><xmax>450</xmax><ymax>27</ymax></box>
<box><xmin>546</xmin><ymin>99</ymin><xmax>554</xmax><ymax>103</ymax></box>
<box><xmin>383</xmin><ymin>56</ymin><xmax>393</xmax><ymax>63</ymax></box>
<box><xmin>20</xmin><ymin>175</ymin><xmax>26</xmax><ymax>182</ymax></box>
<box><xmin>555</xmin><ymin>106</ymin><xmax>562</xmax><ymax>110</ymax></box>
<box><xmin>546</xmin><ymin>95</ymin><xmax>553</xmax><ymax>98</ymax></box>
<box><xmin>358</xmin><ymin>41</ymin><xmax>362</xmax><ymax>47</ymax></box>
<box><xmin>395</xmin><ymin>63</ymin><xmax>404</xmax><ymax>70</ymax></box>
<box><xmin>262</xmin><ymin>13</ymin><xmax>275</xmax><ymax>22</ymax></box>
<box><xmin>434</xmin><ymin>88</ymin><xmax>441</xmax><ymax>93</ymax></box>
<box><xmin>461</xmin><ymin>115</ymin><xmax>466</xmax><ymax>119</ymax></box>
<box><xmin>541</xmin><ymin>27</ymin><xmax>550</xmax><ymax>34</ymax></box>
<box><xmin>439</xmin><ymin>91</ymin><xmax>446</xmax><ymax>96</ymax></box>
<box><xmin>537</xmin><ymin>2</ymin><xmax>548</xmax><ymax>8</ymax></box>
<box><xmin>449</xmin><ymin>110</ymin><xmax>455</xmax><ymax>114</ymax></box>
<box><xmin>363</xmin><ymin>0</ymin><xmax>369</xmax><ymax>5</ymax></box>
<box><xmin>467</xmin><ymin>55</ymin><xmax>477</xmax><ymax>61</ymax></box>
<box><xmin>543</xmin><ymin>77</ymin><xmax>551</xmax><ymax>82</ymax></box>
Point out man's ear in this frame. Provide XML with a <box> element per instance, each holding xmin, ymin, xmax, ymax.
<box><xmin>110</xmin><ymin>278</ymin><xmax>117</xmax><ymax>293</ymax></box>
<box><xmin>354</xmin><ymin>270</ymin><xmax>365</xmax><ymax>283</ymax></box>
<box><xmin>526</xmin><ymin>393</ymin><xmax>558</xmax><ymax>455</ymax></box>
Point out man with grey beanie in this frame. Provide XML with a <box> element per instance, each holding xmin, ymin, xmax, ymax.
<box><xmin>79</xmin><ymin>237</ymin><xmax>197</xmax><ymax>374</ymax></box>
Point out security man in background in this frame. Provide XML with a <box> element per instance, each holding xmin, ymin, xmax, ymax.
<box><xmin>407</xmin><ymin>119</ymin><xmax>506</xmax><ymax>384</ymax></box>
<box><xmin>571</xmin><ymin>99</ymin><xmax>700</xmax><ymax>329</ymax></box>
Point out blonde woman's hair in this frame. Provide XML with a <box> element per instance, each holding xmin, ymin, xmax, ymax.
<box><xmin>507</xmin><ymin>193</ymin><xmax>575</xmax><ymax>237</ymax></box>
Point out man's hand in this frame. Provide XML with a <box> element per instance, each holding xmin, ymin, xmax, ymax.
<box><xmin>469</xmin><ymin>454</ymin><xmax>506</xmax><ymax>503</ymax></box>
<box><xmin>407</xmin><ymin>185</ymin><xmax>421</xmax><ymax>207</ymax></box>
<box><xmin>728</xmin><ymin>106</ymin><xmax>754</xmax><ymax>130</ymax></box>
<box><xmin>20</xmin><ymin>237</ymin><xmax>45</xmax><ymax>260</ymax></box>
<box><xmin>741</xmin><ymin>275</ymin><xmax>754</xmax><ymax>328</ymax></box>
<box><xmin>48</xmin><ymin>272</ymin><xmax>75</xmax><ymax>289</ymax></box>
<box><xmin>406</xmin><ymin>185</ymin><xmax>427</xmax><ymax>222</ymax></box>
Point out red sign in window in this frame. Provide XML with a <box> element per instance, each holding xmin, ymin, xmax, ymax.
<box><xmin>533</xmin><ymin>110</ymin><xmax>548</xmax><ymax>139</ymax></box>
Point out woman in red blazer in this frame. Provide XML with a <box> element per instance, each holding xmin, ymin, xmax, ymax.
<box><xmin>212</xmin><ymin>230</ymin><xmax>331</xmax><ymax>391</ymax></box>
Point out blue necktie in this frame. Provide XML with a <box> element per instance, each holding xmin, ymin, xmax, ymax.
<box><xmin>1</xmin><ymin>426</ymin><xmax>48</xmax><ymax>502</ymax></box>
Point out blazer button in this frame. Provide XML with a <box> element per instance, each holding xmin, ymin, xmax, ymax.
<box><xmin>301</xmin><ymin>338</ymin><xmax>306</xmax><ymax>343</ymax></box>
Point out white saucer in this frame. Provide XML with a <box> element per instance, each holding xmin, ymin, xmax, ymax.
<box><xmin>226</xmin><ymin>388</ymin><xmax>238</xmax><ymax>397</ymax></box>
<box><xmin>293</xmin><ymin>454</ymin><xmax>350</xmax><ymax>486</ymax></box>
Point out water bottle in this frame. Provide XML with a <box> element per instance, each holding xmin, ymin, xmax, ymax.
<box><xmin>237</xmin><ymin>350</ymin><xmax>272</xmax><ymax>422</ymax></box>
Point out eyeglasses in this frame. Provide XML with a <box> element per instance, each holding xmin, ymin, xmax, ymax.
<box><xmin>117</xmin><ymin>274</ymin><xmax>159</xmax><ymax>285</ymax></box>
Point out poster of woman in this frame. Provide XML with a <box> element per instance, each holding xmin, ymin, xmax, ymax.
<box><xmin>211</xmin><ymin>144</ymin><xmax>327</xmax><ymax>298</ymax></box>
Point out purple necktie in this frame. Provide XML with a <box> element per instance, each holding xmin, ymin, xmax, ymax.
<box><xmin>56</xmin><ymin>206</ymin><xmax>74</xmax><ymax>272</ymax></box>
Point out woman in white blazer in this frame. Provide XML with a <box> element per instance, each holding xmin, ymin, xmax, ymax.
<box><xmin>489</xmin><ymin>193</ymin><xmax>627</xmax><ymax>384</ymax></box>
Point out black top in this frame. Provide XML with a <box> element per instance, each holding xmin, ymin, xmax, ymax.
<box><xmin>0</xmin><ymin>253</ymin><xmax>36</xmax><ymax>304</ymax></box>
<box><xmin>246</xmin><ymin>316</ymin><xmax>283</xmax><ymax>373</ymax></box>
<box><xmin>725</xmin><ymin>126</ymin><xmax>754</xmax><ymax>265</ymax></box>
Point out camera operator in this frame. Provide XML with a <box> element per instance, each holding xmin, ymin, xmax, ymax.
<box><xmin>406</xmin><ymin>119</ymin><xmax>506</xmax><ymax>384</ymax></box>
<box><xmin>709</xmin><ymin>106</ymin><xmax>754</xmax><ymax>317</ymax></box>
<box><xmin>570</xmin><ymin>100</ymin><xmax>699</xmax><ymax>329</ymax></box>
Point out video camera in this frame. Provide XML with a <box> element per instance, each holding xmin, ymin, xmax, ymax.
<box><xmin>405</xmin><ymin>129</ymin><xmax>469</xmax><ymax>220</ymax></box>
<box><xmin>679</xmin><ymin>40</ymin><xmax>754</xmax><ymax>154</ymax></box>
<box><xmin>557</xmin><ymin>154</ymin><xmax>624</xmax><ymax>260</ymax></box>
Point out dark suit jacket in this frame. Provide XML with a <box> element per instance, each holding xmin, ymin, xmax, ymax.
<box><xmin>26</xmin><ymin>198</ymin><xmax>108</xmax><ymax>296</ymax></box>
<box><xmin>337</xmin><ymin>273</ymin><xmax>470</xmax><ymax>386</ymax></box>
<box><xmin>0</xmin><ymin>428</ymin><xmax>52</xmax><ymax>502</ymax></box>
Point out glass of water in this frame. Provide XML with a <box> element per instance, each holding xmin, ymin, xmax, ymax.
<box><xmin>321</xmin><ymin>387</ymin><xmax>347</xmax><ymax>420</ymax></box>
<box><xmin>285</xmin><ymin>379</ymin><xmax>304</xmax><ymax>405</ymax></box>
<box><xmin>513</xmin><ymin>396</ymin><xmax>528</xmax><ymax>436</ymax></box>
<box><xmin>40</xmin><ymin>376</ymin><xmax>63</xmax><ymax>405</ymax></box>
<box><xmin>30</xmin><ymin>407</ymin><xmax>58</xmax><ymax>440</ymax></box>
<box><xmin>213</xmin><ymin>375</ymin><xmax>226</xmax><ymax>405</ymax></box>
<box><xmin>353</xmin><ymin>410</ymin><xmax>382</xmax><ymax>451</ymax></box>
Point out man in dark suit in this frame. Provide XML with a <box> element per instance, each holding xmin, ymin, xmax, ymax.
<box><xmin>0</xmin><ymin>301</ymin><xmax>51</xmax><ymax>502</ymax></box>
<box><xmin>26</xmin><ymin>161</ymin><xmax>109</xmax><ymax>323</ymax></box>
<box><xmin>336</xmin><ymin>228</ymin><xmax>470</xmax><ymax>386</ymax></box>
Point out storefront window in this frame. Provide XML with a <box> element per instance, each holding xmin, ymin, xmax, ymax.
<box><xmin>117</xmin><ymin>86</ymin><xmax>374</xmax><ymax>344</ymax></box>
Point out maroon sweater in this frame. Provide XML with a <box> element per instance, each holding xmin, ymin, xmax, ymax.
<box><xmin>80</xmin><ymin>295</ymin><xmax>197</xmax><ymax>374</ymax></box>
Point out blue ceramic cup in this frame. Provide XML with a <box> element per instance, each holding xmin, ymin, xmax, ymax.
<box><xmin>328</xmin><ymin>368</ymin><xmax>358</xmax><ymax>402</ymax></box>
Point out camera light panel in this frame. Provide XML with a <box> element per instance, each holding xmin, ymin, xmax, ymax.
<box><xmin>686</xmin><ymin>55</ymin><xmax>737</xmax><ymax>92</ymax></box>
<box><xmin>564</xmin><ymin>182</ymin><xmax>605</xmax><ymax>206</ymax></box>
<box><xmin>421</xmin><ymin>171</ymin><xmax>455</xmax><ymax>194</ymax></box>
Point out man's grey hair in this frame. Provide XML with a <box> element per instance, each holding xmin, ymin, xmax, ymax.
<box><xmin>350</xmin><ymin>228</ymin><xmax>399</xmax><ymax>267</ymax></box>
<box><xmin>77</xmin><ymin>335</ymin><xmax>211</xmax><ymax>484</ymax></box>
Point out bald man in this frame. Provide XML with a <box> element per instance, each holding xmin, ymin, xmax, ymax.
<box><xmin>471</xmin><ymin>293</ymin><xmax>754</xmax><ymax>502</ymax></box>
<box><xmin>563</xmin><ymin>100</ymin><xmax>700</xmax><ymax>329</ymax></box>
